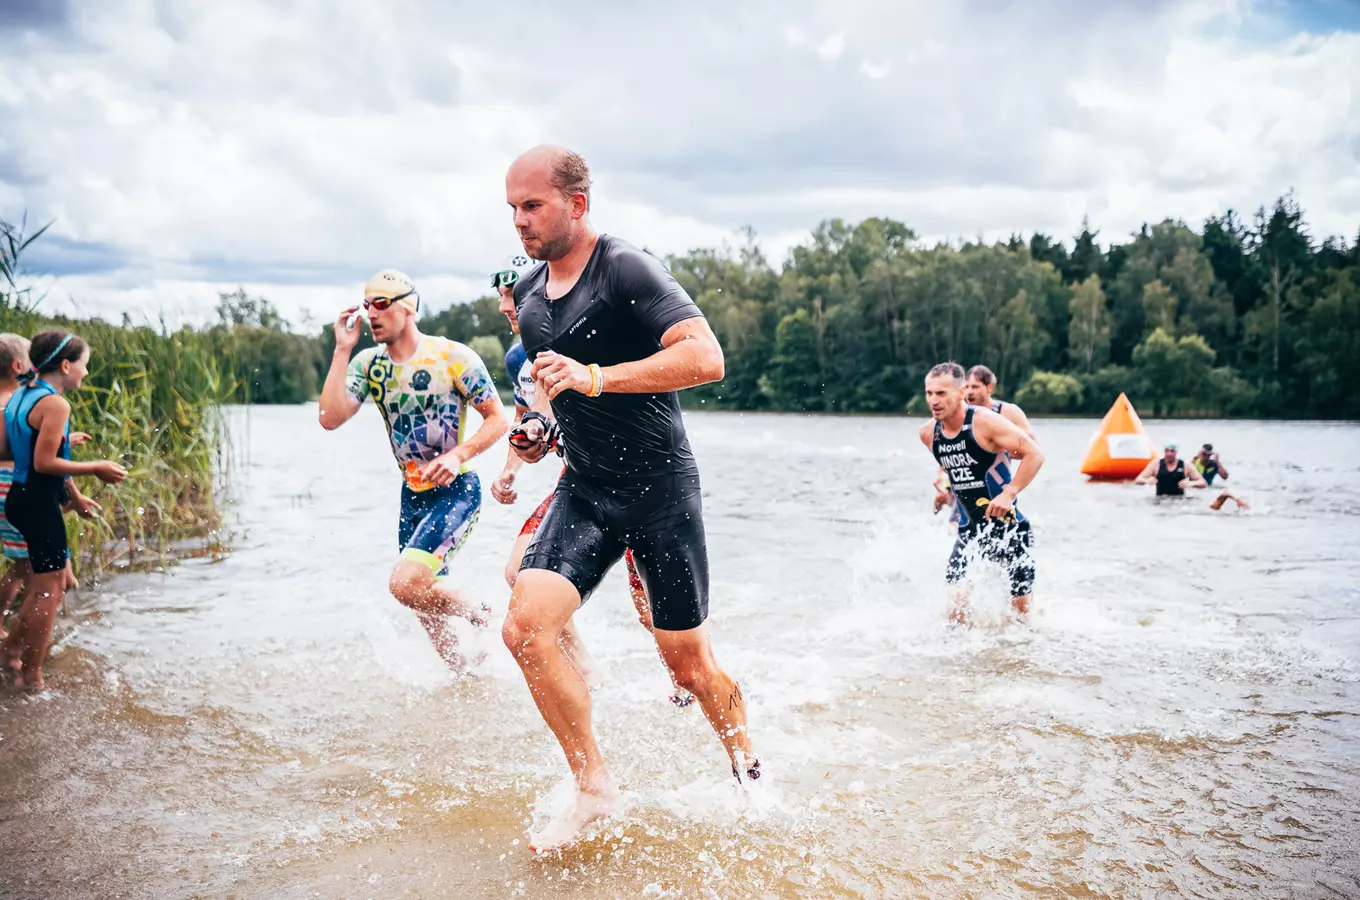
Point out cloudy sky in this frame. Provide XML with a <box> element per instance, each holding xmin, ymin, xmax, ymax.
<box><xmin>2</xmin><ymin>0</ymin><xmax>1357</xmax><ymax>326</ymax></box>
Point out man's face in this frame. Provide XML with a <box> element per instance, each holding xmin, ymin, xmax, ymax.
<box><xmin>498</xmin><ymin>284</ymin><xmax>519</xmax><ymax>334</ymax></box>
<box><xmin>1164</xmin><ymin>447</ymin><xmax>1178</xmax><ymax>464</ymax></box>
<box><xmin>506</xmin><ymin>161</ymin><xmax>582</xmax><ymax>262</ymax></box>
<box><xmin>925</xmin><ymin>375</ymin><xmax>965</xmax><ymax>420</ymax></box>
<box><xmin>964</xmin><ymin>376</ymin><xmax>991</xmax><ymax>406</ymax></box>
<box><xmin>366</xmin><ymin>300</ymin><xmax>411</xmax><ymax>344</ymax></box>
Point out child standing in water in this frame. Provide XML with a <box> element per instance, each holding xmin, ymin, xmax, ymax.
<box><xmin>1</xmin><ymin>331</ymin><xmax>125</xmax><ymax>690</ymax></box>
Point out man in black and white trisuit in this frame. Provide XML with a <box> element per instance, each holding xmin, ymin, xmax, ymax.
<box><xmin>920</xmin><ymin>362</ymin><xmax>1045</xmax><ymax>625</ymax></box>
<box><xmin>934</xmin><ymin>364</ymin><xmax>1035</xmax><ymax>515</ymax></box>
<box><xmin>500</xmin><ymin>145</ymin><xmax>757</xmax><ymax>852</ymax></box>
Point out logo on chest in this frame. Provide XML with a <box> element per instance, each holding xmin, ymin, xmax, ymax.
<box><xmin>565</xmin><ymin>312</ymin><xmax>596</xmax><ymax>339</ymax></box>
<box><xmin>410</xmin><ymin>369</ymin><xmax>432</xmax><ymax>391</ymax></box>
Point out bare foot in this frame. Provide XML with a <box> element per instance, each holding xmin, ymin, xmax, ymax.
<box><xmin>13</xmin><ymin>672</ymin><xmax>44</xmax><ymax>692</ymax></box>
<box><xmin>731</xmin><ymin>755</ymin><xmax>761</xmax><ymax>784</ymax></box>
<box><xmin>1011</xmin><ymin>595</ymin><xmax>1031</xmax><ymax>622</ymax></box>
<box><xmin>529</xmin><ymin>774</ymin><xmax>621</xmax><ymax>853</ymax></box>
<box><xmin>947</xmin><ymin>601</ymin><xmax>971</xmax><ymax>627</ymax></box>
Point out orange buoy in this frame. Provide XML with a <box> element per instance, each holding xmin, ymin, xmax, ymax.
<box><xmin>1081</xmin><ymin>392</ymin><xmax>1154</xmax><ymax>479</ymax></box>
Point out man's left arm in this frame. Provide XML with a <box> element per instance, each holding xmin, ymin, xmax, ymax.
<box><xmin>1002</xmin><ymin>403</ymin><xmax>1037</xmax><ymax>444</ymax></box>
<box><xmin>535</xmin><ymin>317</ymin><xmax>722</xmax><ymax>399</ymax></box>
<box><xmin>975</xmin><ymin>410</ymin><xmax>1045</xmax><ymax>518</ymax></box>
<box><xmin>532</xmin><ymin>248</ymin><xmax>722</xmax><ymax>399</ymax></box>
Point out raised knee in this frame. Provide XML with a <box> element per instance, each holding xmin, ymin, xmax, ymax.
<box><xmin>501</xmin><ymin>615</ymin><xmax>537</xmax><ymax>655</ymax></box>
<box><xmin>389</xmin><ymin>570</ymin><xmax>428</xmax><ymax>609</ymax></box>
<box><xmin>670</xmin><ymin>661</ymin><xmax>712</xmax><ymax>697</ymax></box>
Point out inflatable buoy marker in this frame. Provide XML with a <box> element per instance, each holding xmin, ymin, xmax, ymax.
<box><xmin>1081</xmin><ymin>392</ymin><xmax>1155</xmax><ymax>480</ymax></box>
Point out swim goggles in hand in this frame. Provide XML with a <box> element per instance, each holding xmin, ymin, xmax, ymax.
<box><xmin>508</xmin><ymin>411</ymin><xmax>562</xmax><ymax>456</ymax></box>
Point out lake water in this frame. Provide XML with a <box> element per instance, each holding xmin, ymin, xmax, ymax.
<box><xmin>1</xmin><ymin>407</ymin><xmax>1358</xmax><ymax>899</ymax></box>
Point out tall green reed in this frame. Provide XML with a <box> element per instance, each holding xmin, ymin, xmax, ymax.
<box><xmin>0</xmin><ymin>312</ymin><xmax>235</xmax><ymax>575</ymax></box>
<box><xmin>2</xmin><ymin>218</ymin><xmax>233</xmax><ymax>578</ymax></box>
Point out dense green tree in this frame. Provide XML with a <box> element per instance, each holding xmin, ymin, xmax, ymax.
<box><xmin>1068</xmin><ymin>274</ymin><xmax>1111</xmax><ymax>374</ymax></box>
<box><xmin>9</xmin><ymin>193</ymin><xmax>1357</xmax><ymax>418</ymax></box>
<box><xmin>1015</xmin><ymin>371</ymin><xmax>1084</xmax><ymax>413</ymax></box>
<box><xmin>1131</xmin><ymin>328</ymin><xmax>1216</xmax><ymax>415</ymax></box>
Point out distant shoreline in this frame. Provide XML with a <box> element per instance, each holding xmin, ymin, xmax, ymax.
<box><xmin>674</xmin><ymin>405</ymin><xmax>1360</xmax><ymax>424</ymax></box>
<box><xmin>298</xmin><ymin>396</ymin><xmax>1358</xmax><ymax>424</ymax></box>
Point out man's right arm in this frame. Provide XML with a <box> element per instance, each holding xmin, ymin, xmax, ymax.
<box><xmin>1134</xmin><ymin>459</ymin><xmax>1158</xmax><ymax>484</ymax></box>
<box><xmin>319</xmin><ymin>308</ymin><xmax>364</xmax><ymax>431</ymax></box>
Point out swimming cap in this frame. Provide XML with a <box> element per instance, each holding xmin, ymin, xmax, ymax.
<box><xmin>364</xmin><ymin>269</ymin><xmax>419</xmax><ymax>312</ymax></box>
<box><xmin>491</xmin><ymin>254</ymin><xmax>537</xmax><ymax>290</ymax></box>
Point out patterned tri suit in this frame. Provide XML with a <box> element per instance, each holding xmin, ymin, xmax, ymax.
<box><xmin>932</xmin><ymin>406</ymin><xmax>1036</xmax><ymax>598</ymax></box>
<box><xmin>346</xmin><ymin>334</ymin><xmax>497</xmax><ymax>576</ymax></box>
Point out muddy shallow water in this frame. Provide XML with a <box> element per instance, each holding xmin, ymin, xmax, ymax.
<box><xmin>1</xmin><ymin>408</ymin><xmax>1357</xmax><ymax>899</ymax></box>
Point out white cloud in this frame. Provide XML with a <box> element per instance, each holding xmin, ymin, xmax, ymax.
<box><xmin>817</xmin><ymin>33</ymin><xmax>846</xmax><ymax>60</ymax></box>
<box><xmin>0</xmin><ymin>0</ymin><xmax>1356</xmax><ymax>327</ymax></box>
<box><xmin>859</xmin><ymin>60</ymin><xmax>892</xmax><ymax>79</ymax></box>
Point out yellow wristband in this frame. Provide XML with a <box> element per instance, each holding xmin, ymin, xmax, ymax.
<box><xmin>588</xmin><ymin>364</ymin><xmax>603</xmax><ymax>397</ymax></box>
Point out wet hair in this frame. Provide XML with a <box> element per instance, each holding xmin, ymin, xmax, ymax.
<box><xmin>1201</xmin><ymin>443</ymin><xmax>1213</xmax><ymax>452</ymax></box>
<box><xmin>29</xmin><ymin>330</ymin><xmax>89</xmax><ymax>374</ymax></box>
<box><xmin>0</xmin><ymin>333</ymin><xmax>31</xmax><ymax>376</ymax></box>
<box><xmin>967</xmin><ymin>365</ymin><xmax>996</xmax><ymax>387</ymax></box>
<box><xmin>549</xmin><ymin>149</ymin><xmax>592</xmax><ymax>207</ymax></box>
<box><xmin>927</xmin><ymin>362</ymin><xmax>966</xmax><ymax>384</ymax></box>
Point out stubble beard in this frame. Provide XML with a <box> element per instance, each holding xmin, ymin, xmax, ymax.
<box><xmin>524</xmin><ymin>209</ymin><xmax>578</xmax><ymax>262</ymax></box>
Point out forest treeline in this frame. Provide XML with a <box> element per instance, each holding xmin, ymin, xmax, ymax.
<box><xmin>22</xmin><ymin>192</ymin><xmax>1360</xmax><ymax>418</ymax></box>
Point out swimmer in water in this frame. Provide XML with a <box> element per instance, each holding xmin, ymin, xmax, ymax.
<box><xmin>933</xmin><ymin>365</ymin><xmax>1035</xmax><ymax>518</ymax></box>
<box><xmin>1136</xmin><ymin>443</ymin><xmax>1249</xmax><ymax>510</ymax></box>
<box><xmin>489</xmin><ymin>256</ymin><xmax>695</xmax><ymax>708</ymax></box>
<box><xmin>502</xmin><ymin>146</ymin><xmax>757</xmax><ymax>851</ymax></box>
<box><xmin>318</xmin><ymin>269</ymin><xmax>510</xmax><ymax>671</ymax></box>
<box><xmin>921</xmin><ymin>362</ymin><xmax>1044</xmax><ymax>625</ymax></box>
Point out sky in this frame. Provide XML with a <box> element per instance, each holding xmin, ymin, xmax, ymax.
<box><xmin>1</xmin><ymin>0</ymin><xmax>1357</xmax><ymax>326</ymax></box>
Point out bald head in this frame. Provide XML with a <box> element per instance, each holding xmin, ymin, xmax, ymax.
<box><xmin>510</xmin><ymin>145</ymin><xmax>591</xmax><ymax>207</ymax></box>
<box><xmin>507</xmin><ymin>145</ymin><xmax>593</xmax><ymax>261</ymax></box>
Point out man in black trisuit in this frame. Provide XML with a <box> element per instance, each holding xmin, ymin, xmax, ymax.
<box><xmin>1137</xmin><ymin>443</ymin><xmax>1206</xmax><ymax>496</ymax></box>
<box><xmin>920</xmin><ymin>362</ymin><xmax>1045</xmax><ymax>625</ymax></box>
<box><xmin>500</xmin><ymin>145</ymin><xmax>757</xmax><ymax>851</ymax></box>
